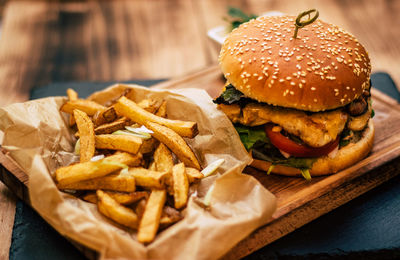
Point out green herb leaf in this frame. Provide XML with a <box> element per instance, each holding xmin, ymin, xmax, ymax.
<box><xmin>228</xmin><ymin>7</ymin><xmax>251</xmax><ymax>20</ymax></box>
<box><xmin>300</xmin><ymin>169</ymin><xmax>312</xmax><ymax>181</ymax></box>
<box><xmin>231</xmin><ymin>21</ymin><xmax>244</xmax><ymax>30</ymax></box>
<box><xmin>339</xmin><ymin>128</ymin><xmax>363</xmax><ymax>148</ymax></box>
<box><xmin>251</xmin><ymin>143</ymin><xmax>317</xmax><ymax>169</ymax></box>
<box><xmin>371</xmin><ymin>109</ymin><xmax>375</xmax><ymax>118</ymax></box>
<box><xmin>214</xmin><ymin>85</ymin><xmax>245</xmax><ymax>104</ymax></box>
<box><xmin>226</xmin><ymin>7</ymin><xmax>258</xmax><ymax>30</ymax></box>
<box><xmin>339</xmin><ymin>139</ymin><xmax>350</xmax><ymax>148</ymax></box>
<box><xmin>235</xmin><ymin>124</ymin><xmax>267</xmax><ymax>150</ymax></box>
<box><xmin>267</xmin><ymin>165</ymin><xmax>275</xmax><ymax>175</ymax></box>
<box><xmin>234</xmin><ymin>124</ymin><xmax>317</xmax><ymax>171</ymax></box>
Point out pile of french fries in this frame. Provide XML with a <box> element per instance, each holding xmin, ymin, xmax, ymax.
<box><xmin>55</xmin><ymin>88</ymin><xmax>221</xmax><ymax>243</ymax></box>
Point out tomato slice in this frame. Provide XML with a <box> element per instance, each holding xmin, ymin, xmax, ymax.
<box><xmin>265</xmin><ymin>124</ymin><xmax>339</xmax><ymax>158</ymax></box>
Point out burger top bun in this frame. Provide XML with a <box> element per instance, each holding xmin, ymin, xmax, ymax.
<box><xmin>219</xmin><ymin>15</ymin><xmax>371</xmax><ymax>112</ymax></box>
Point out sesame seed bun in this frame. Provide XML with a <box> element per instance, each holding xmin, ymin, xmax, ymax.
<box><xmin>250</xmin><ymin>120</ymin><xmax>374</xmax><ymax>176</ymax></box>
<box><xmin>219</xmin><ymin>15</ymin><xmax>371</xmax><ymax>112</ymax></box>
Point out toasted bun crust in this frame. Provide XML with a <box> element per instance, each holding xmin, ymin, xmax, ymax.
<box><xmin>250</xmin><ymin>120</ymin><xmax>374</xmax><ymax>176</ymax></box>
<box><xmin>219</xmin><ymin>15</ymin><xmax>371</xmax><ymax>112</ymax></box>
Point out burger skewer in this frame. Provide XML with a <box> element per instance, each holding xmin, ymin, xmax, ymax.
<box><xmin>214</xmin><ymin>10</ymin><xmax>375</xmax><ymax>178</ymax></box>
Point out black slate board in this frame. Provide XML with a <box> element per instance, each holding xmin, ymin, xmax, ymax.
<box><xmin>10</xmin><ymin>73</ymin><xmax>400</xmax><ymax>260</ymax></box>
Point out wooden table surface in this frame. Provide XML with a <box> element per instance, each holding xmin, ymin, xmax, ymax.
<box><xmin>0</xmin><ymin>0</ymin><xmax>399</xmax><ymax>259</ymax></box>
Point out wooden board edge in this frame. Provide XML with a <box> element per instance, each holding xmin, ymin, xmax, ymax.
<box><xmin>222</xmin><ymin>157</ymin><xmax>400</xmax><ymax>259</ymax></box>
<box><xmin>0</xmin><ymin>149</ymin><xmax>99</xmax><ymax>260</ymax></box>
<box><xmin>0</xmin><ymin>149</ymin><xmax>29</xmax><ymax>203</ymax></box>
<box><xmin>151</xmin><ymin>65</ymin><xmax>220</xmax><ymax>89</ymax></box>
<box><xmin>274</xmin><ymin>140</ymin><xmax>400</xmax><ymax>218</ymax></box>
<box><xmin>372</xmin><ymin>88</ymin><xmax>400</xmax><ymax>109</ymax></box>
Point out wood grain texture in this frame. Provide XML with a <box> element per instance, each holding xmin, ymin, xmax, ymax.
<box><xmin>0</xmin><ymin>0</ymin><xmax>212</xmax><ymax>107</ymax></box>
<box><xmin>0</xmin><ymin>183</ymin><xmax>16</xmax><ymax>260</ymax></box>
<box><xmin>0</xmin><ymin>0</ymin><xmax>399</xmax><ymax>107</ymax></box>
<box><xmin>0</xmin><ymin>0</ymin><xmax>399</xmax><ymax>258</ymax></box>
<box><xmin>1</xmin><ymin>66</ymin><xmax>400</xmax><ymax>259</ymax></box>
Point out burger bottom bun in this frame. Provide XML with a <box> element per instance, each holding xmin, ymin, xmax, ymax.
<box><xmin>250</xmin><ymin>120</ymin><xmax>375</xmax><ymax>177</ymax></box>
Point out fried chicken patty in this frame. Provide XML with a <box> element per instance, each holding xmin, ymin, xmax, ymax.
<box><xmin>218</xmin><ymin>101</ymin><xmax>371</xmax><ymax>148</ymax></box>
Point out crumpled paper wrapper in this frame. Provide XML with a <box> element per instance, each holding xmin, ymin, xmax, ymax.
<box><xmin>0</xmin><ymin>84</ymin><xmax>276</xmax><ymax>260</ymax></box>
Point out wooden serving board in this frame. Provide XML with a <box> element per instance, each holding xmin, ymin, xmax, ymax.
<box><xmin>2</xmin><ymin>65</ymin><xmax>400</xmax><ymax>259</ymax></box>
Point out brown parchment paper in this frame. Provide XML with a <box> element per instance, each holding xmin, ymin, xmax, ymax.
<box><xmin>0</xmin><ymin>84</ymin><xmax>277</xmax><ymax>260</ymax></box>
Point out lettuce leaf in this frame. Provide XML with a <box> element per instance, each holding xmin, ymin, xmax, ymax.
<box><xmin>235</xmin><ymin>124</ymin><xmax>317</xmax><ymax>170</ymax></box>
<box><xmin>251</xmin><ymin>144</ymin><xmax>316</xmax><ymax>169</ymax></box>
<box><xmin>235</xmin><ymin>124</ymin><xmax>267</xmax><ymax>150</ymax></box>
<box><xmin>213</xmin><ymin>85</ymin><xmax>245</xmax><ymax>104</ymax></box>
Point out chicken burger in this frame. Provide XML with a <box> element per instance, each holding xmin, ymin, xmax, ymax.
<box><xmin>214</xmin><ymin>12</ymin><xmax>374</xmax><ymax>179</ymax></box>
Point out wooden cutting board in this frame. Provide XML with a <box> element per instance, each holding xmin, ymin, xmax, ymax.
<box><xmin>1</xmin><ymin>65</ymin><xmax>400</xmax><ymax>260</ymax></box>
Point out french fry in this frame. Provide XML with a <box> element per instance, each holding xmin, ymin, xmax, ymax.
<box><xmin>125</xmin><ymin>91</ymin><xmax>161</xmax><ymax>113</ymax></box>
<box><xmin>97</xmin><ymin>190</ymin><xmax>138</xmax><ymax>229</ymax></box>
<box><xmin>57</xmin><ymin>172</ymin><xmax>136</xmax><ymax>192</ymax></box>
<box><xmin>148</xmin><ymin>161</ymin><xmax>157</xmax><ymax>171</ymax></box>
<box><xmin>82</xmin><ymin>192</ymin><xmax>98</xmax><ymax>203</ymax></box>
<box><xmin>61</xmin><ymin>99</ymin><xmax>106</xmax><ymax>116</ymax></box>
<box><xmin>137</xmin><ymin>189</ymin><xmax>166</xmax><ymax>243</ymax></box>
<box><xmin>57</xmin><ymin>88</ymin><xmax>205</xmax><ymax>244</ymax></box>
<box><xmin>67</xmin><ymin>88</ymin><xmax>78</xmax><ymax>100</ymax></box>
<box><xmin>153</xmin><ymin>143</ymin><xmax>174</xmax><ymax>194</ymax></box>
<box><xmin>83</xmin><ymin>191</ymin><xmax>148</xmax><ymax>205</ymax></box>
<box><xmin>126</xmin><ymin>167</ymin><xmax>170</xmax><ymax>189</ymax></box>
<box><xmin>155</xmin><ymin>100</ymin><xmax>167</xmax><ymax>118</ymax></box>
<box><xmin>159</xmin><ymin>206</ymin><xmax>183</xmax><ymax>228</ymax></box>
<box><xmin>153</xmin><ymin>143</ymin><xmax>174</xmax><ymax>172</ymax></box>
<box><xmin>94</xmin><ymin>106</ymin><xmax>117</xmax><ymax>126</ymax></box>
<box><xmin>135</xmin><ymin>198</ymin><xmax>147</xmax><ymax>219</ymax></box>
<box><xmin>145</xmin><ymin>121</ymin><xmax>201</xmax><ymax>170</ymax></box>
<box><xmin>172</xmin><ymin>163</ymin><xmax>189</xmax><ymax>209</ymax></box>
<box><xmin>94</xmin><ymin>117</ymin><xmax>131</xmax><ymax>135</ymax></box>
<box><xmin>137</xmin><ymin>99</ymin><xmax>160</xmax><ymax>113</ymax></box>
<box><xmin>114</xmin><ymin>96</ymin><xmax>198</xmax><ymax>138</ymax></box>
<box><xmin>55</xmin><ymin>152</ymin><xmax>141</xmax><ymax>186</ymax></box>
<box><xmin>185</xmin><ymin>167</ymin><xmax>203</xmax><ymax>183</ymax></box>
<box><xmin>139</xmin><ymin>138</ymin><xmax>158</xmax><ymax>154</ymax></box>
<box><xmin>109</xmin><ymin>191</ymin><xmax>148</xmax><ymax>205</ymax></box>
<box><xmin>67</xmin><ymin>88</ymin><xmax>78</xmax><ymax>126</ymax></box>
<box><xmin>74</xmin><ymin>109</ymin><xmax>95</xmax><ymax>162</ymax></box>
<box><xmin>95</xmin><ymin>134</ymin><xmax>143</xmax><ymax>154</ymax></box>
